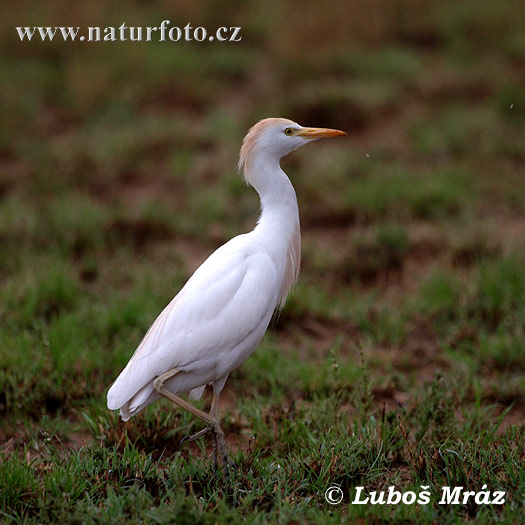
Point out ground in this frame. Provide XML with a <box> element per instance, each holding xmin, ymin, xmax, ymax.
<box><xmin>1</xmin><ymin>1</ymin><xmax>524</xmax><ymax>523</ymax></box>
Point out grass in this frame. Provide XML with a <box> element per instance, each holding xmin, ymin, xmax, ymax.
<box><xmin>1</xmin><ymin>0</ymin><xmax>524</xmax><ymax>523</ymax></box>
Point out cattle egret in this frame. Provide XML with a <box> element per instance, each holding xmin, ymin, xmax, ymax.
<box><xmin>107</xmin><ymin>118</ymin><xmax>346</xmax><ymax>466</ymax></box>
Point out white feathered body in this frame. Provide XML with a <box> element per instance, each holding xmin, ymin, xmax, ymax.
<box><xmin>107</xmin><ymin>163</ymin><xmax>300</xmax><ymax>420</ymax></box>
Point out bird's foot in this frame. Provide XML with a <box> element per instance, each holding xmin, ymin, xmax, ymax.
<box><xmin>179</xmin><ymin>425</ymin><xmax>213</xmax><ymax>447</ymax></box>
<box><xmin>179</xmin><ymin>421</ymin><xmax>232</xmax><ymax>470</ymax></box>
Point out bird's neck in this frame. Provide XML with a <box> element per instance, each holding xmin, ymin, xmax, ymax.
<box><xmin>247</xmin><ymin>154</ymin><xmax>301</xmax><ymax>306</ymax></box>
<box><xmin>248</xmin><ymin>153</ymin><xmax>299</xmax><ymax>231</ymax></box>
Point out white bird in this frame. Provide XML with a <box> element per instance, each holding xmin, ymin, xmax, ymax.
<box><xmin>107</xmin><ymin>118</ymin><xmax>346</xmax><ymax>466</ymax></box>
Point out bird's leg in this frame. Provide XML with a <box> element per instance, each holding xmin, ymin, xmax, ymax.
<box><xmin>180</xmin><ymin>389</ymin><xmax>230</xmax><ymax>469</ymax></box>
<box><xmin>209</xmin><ymin>389</ymin><xmax>231</xmax><ymax>468</ymax></box>
<box><xmin>215</xmin><ymin>426</ymin><xmax>230</xmax><ymax>469</ymax></box>
<box><xmin>181</xmin><ymin>389</ymin><xmax>221</xmax><ymax>443</ymax></box>
<box><xmin>210</xmin><ymin>392</ymin><xmax>222</xmax><ymax>464</ymax></box>
<box><xmin>210</xmin><ymin>388</ymin><xmax>220</xmax><ymax>419</ymax></box>
<box><xmin>208</xmin><ymin>390</ymin><xmax>221</xmax><ymax>468</ymax></box>
<box><xmin>152</xmin><ymin>368</ymin><xmax>230</xmax><ymax>467</ymax></box>
<box><xmin>153</xmin><ymin>368</ymin><xmax>218</xmax><ymax>431</ymax></box>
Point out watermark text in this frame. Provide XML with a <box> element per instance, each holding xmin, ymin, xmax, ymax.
<box><xmin>324</xmin><ymin>485</ymin><xmax>506</xmax><ymax>506</ymax></box>
<box><xmin>16</xmin><ymin>21</ymin><xmax>242</xmax><ymax>43</ymax></box>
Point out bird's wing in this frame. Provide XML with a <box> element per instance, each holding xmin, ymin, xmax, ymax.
<box><xmin>107</xmin><ymin>237</ymin><xmax>279</xmax><ymax>409</ymax></box>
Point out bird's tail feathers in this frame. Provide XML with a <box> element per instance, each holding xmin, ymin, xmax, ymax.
<box><xmin>108</xmin><ymin>382</ymin><xmax>160</xmax><ymax>421</ymax></box>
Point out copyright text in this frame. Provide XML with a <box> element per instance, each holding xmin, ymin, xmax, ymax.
<box><xmin>324</xmin><ymin>485</ymin><xmax>506</xmax><ymax>506</ymax></box>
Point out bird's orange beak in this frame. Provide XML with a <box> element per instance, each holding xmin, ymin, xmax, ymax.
<box><xmin>296</xmin><ymin>127</ymin><xmax>347</xmax><ymax>139</ymax></box>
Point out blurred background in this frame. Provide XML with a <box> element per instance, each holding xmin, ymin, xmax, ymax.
<box><xmin>0</xmin><ymin>0</ymin><xmax>524</xmax><ymax>520</ymax></box>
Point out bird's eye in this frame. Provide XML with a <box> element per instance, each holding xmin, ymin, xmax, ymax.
<box><xmin>284</xmin><ymin>128</ymin><xmax>294</xmax><ymax>136</ymax></box>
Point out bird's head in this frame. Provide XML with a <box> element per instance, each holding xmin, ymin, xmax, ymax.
<box><xmin>238</xmin><ymin>118</ymin><xmax>346</xmax><ymax>183</ymax></box>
